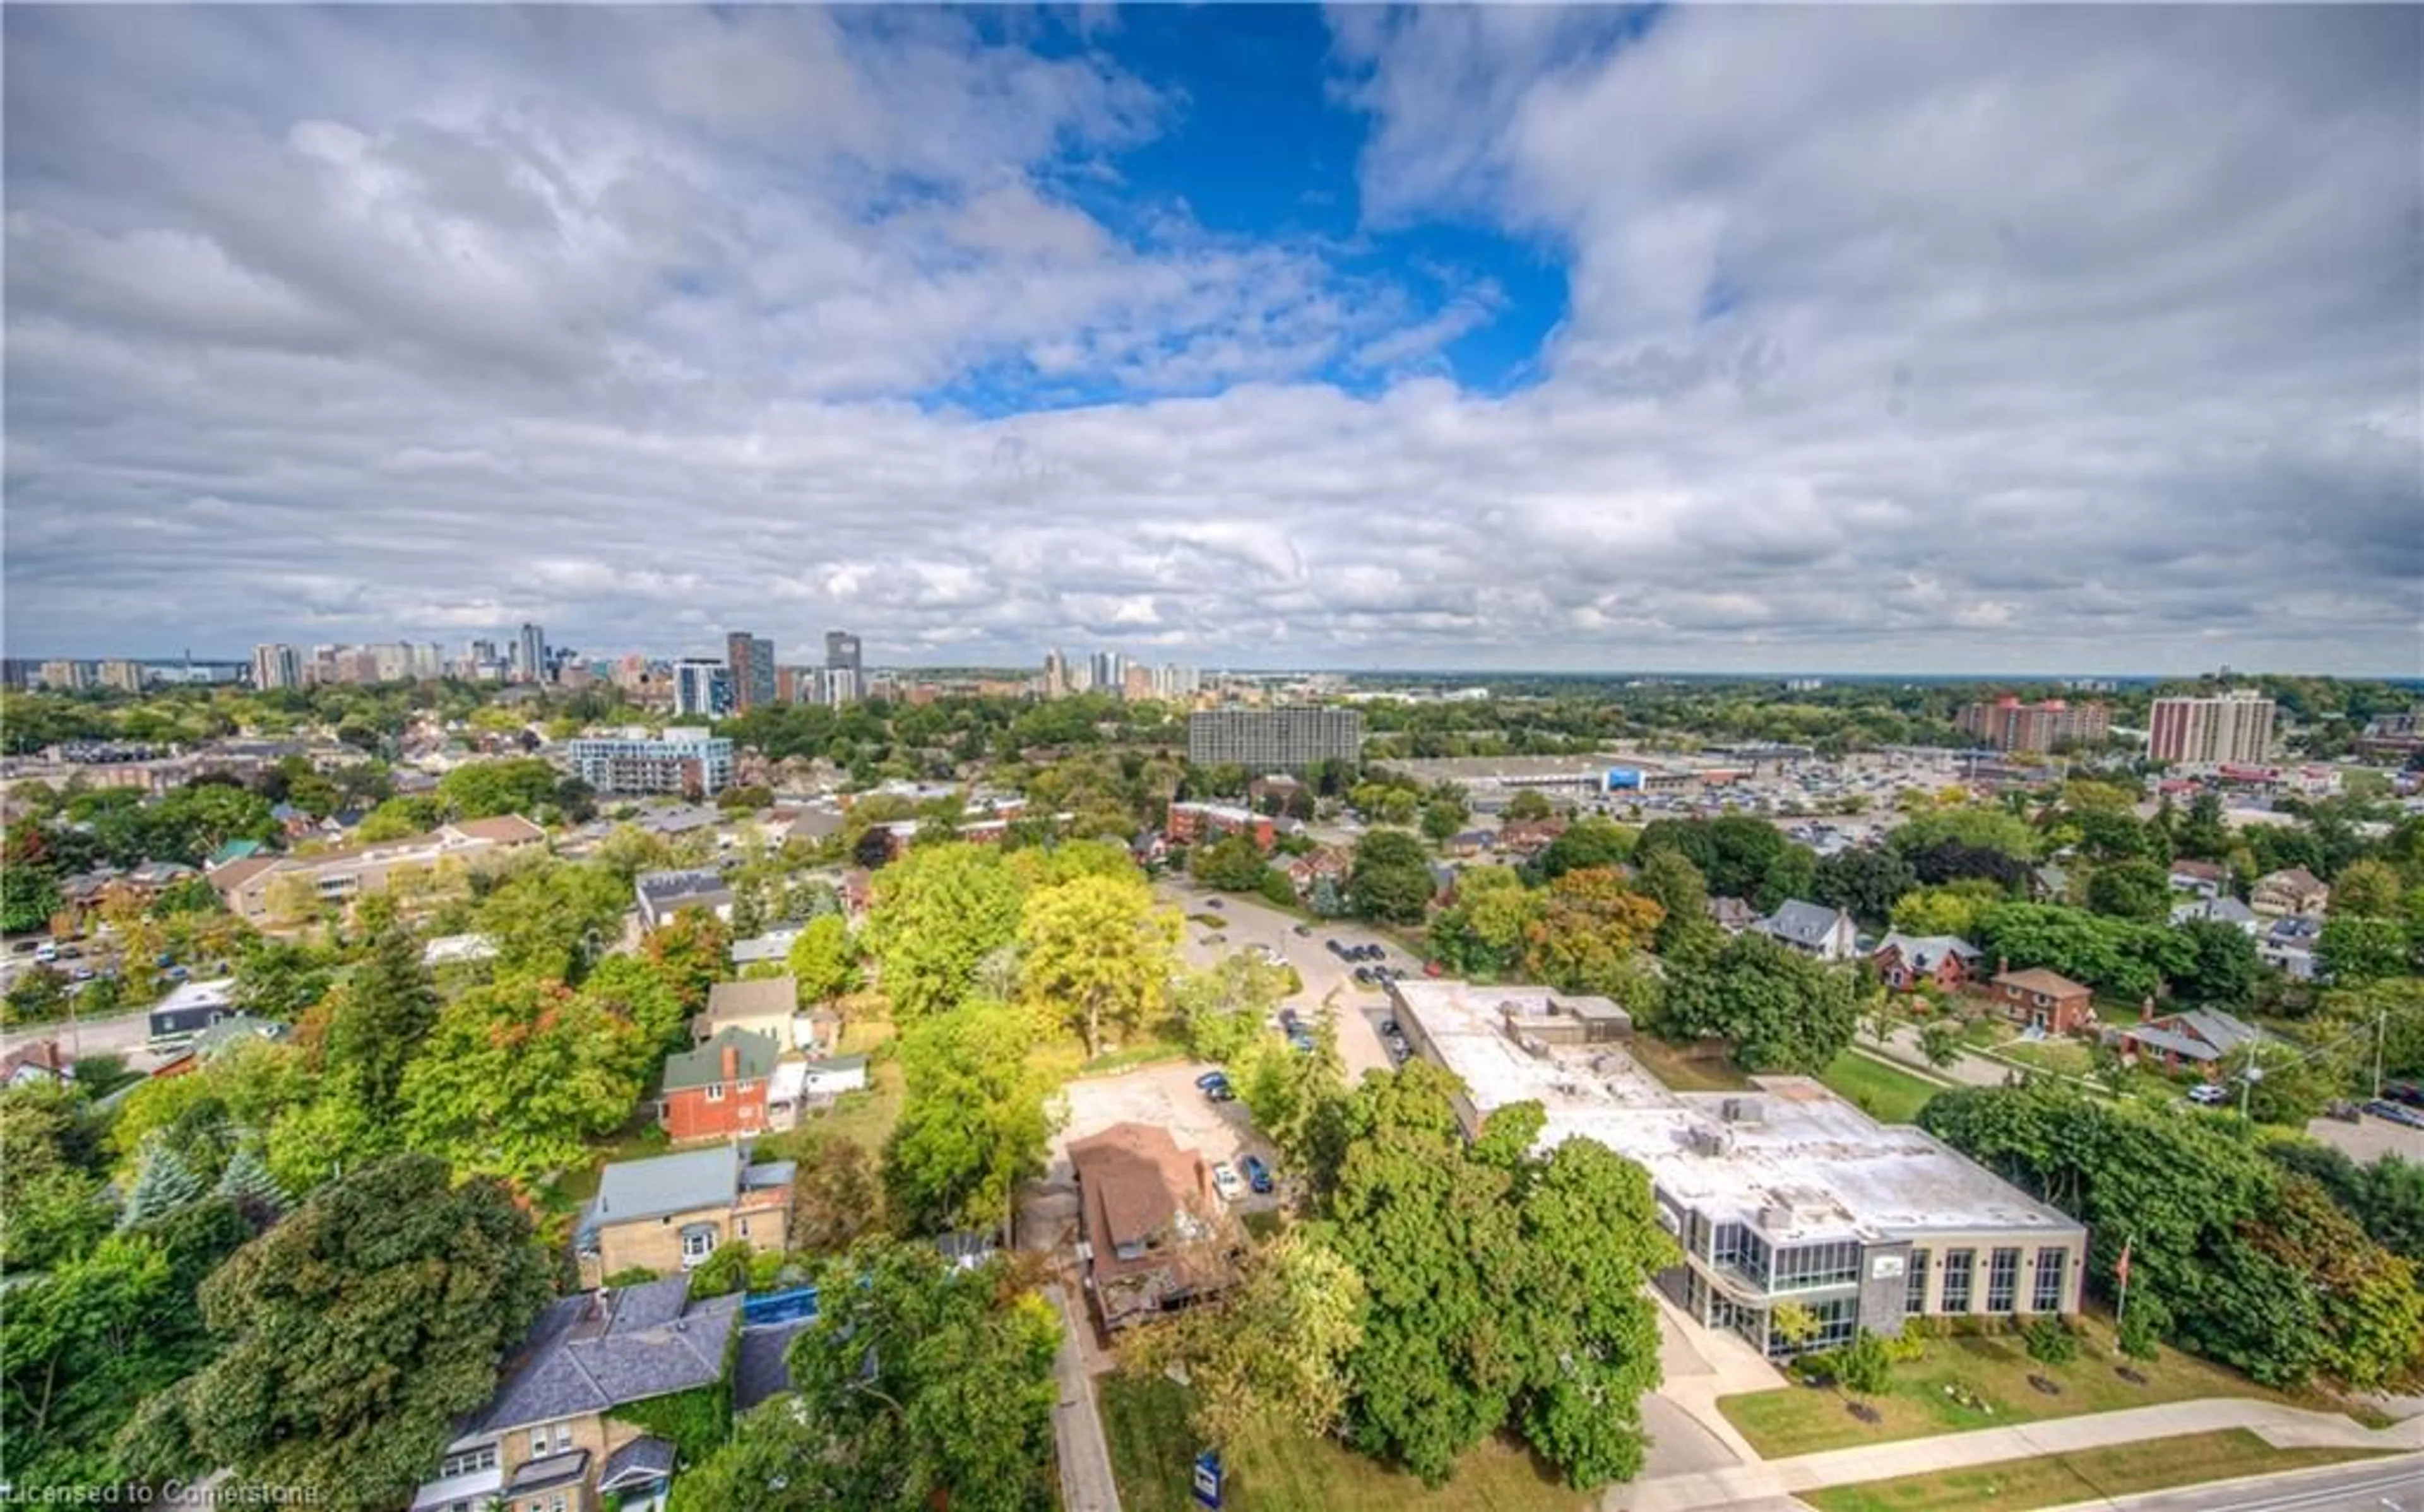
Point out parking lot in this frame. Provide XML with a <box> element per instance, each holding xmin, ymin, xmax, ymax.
<box><xmin>2308</xmin><ymin>1106</ymin><xmax>2424</xmax><ymax>1163</ymax></box>
<box><xmin>1157</xmin><ymin>879</ymin><xmax>1414</xmax><ymax>1082</ymax></box>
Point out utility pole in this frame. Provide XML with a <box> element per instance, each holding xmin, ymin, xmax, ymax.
<box><xmin>2376</xmin><ymin>1008</ymin><xmax>2389</xmax><ymax>1101</ymax></box>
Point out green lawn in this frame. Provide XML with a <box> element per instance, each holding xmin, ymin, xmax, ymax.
<box><xmin>1817</xmin><ymin>1051</ymin><xmax>1947</xmax><ymax>1125</ymax></box>
<box><xmin>1988</xmin><ymin>1039</ymin><xmax>2096</xmax><ymax>1078</ymax></box>
<box><xmin>1099</xmin><ymin>1373</ymin><xmax>1586</xmax><ymax>1512</ymax></box>
<box><xmin>1718</xmin><ymin>1317</ymin><xmax>2322</xmax><ymax>1459</ymax></box>
<box><xmin>1801</xmin><ymin>1429</ymin><xmax>2391</xmax><ymax>1512</ymax></box>
<box><xmin>1625</xmin><ymin>1034</ymin><xmax>1752</xmax><ymax>1092</ymax></box>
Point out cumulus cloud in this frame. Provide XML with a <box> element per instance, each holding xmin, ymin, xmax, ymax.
<box><xmin>3</xmin><ymin>6</ymin><xmax>2417</xmax><ymax>674</ymax></box>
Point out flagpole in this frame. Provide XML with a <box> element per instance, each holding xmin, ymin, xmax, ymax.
<box><xmin>2115</xmin><ymin>1234</ymin><xmax>2133</xmax><ymax>1326</ymax></box>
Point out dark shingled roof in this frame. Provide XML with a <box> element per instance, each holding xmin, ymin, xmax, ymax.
<box><xmin>601</xmin><ymin>1436</ymin><xmax>678</xmax><ymax>1491</ymax></box>
<box><xmin>472</xmin><ymin>1276</ymin><xmax>740</xmax><ymax>1436</ymax></box>
<box><xmin>734</xmin><ymin>1321</ymin><xmax>811</xmax><ymax>1414</ymax></box>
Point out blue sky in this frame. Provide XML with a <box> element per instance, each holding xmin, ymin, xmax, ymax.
<box><xmin>3</xmin><ymin>5</ymin><xmax>2418</xmax><ymax>674</ymax></box>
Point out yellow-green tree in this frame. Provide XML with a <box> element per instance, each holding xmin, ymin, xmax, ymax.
<box><xmin>867</xmin><ymin>844</ymin><xmax>1025</xmax><ymax>1024</ymax></box>
<box><xmin>1016</xmin><ymin>871</ymin><xmax>1180</xmax><ymax>1056</ymax></box>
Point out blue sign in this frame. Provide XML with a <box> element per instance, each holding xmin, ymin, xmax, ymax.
<box><xmin>1192</xmin><ymin>1450</ymin><xmax>1223</xmax><ymax>1509</ymax></box>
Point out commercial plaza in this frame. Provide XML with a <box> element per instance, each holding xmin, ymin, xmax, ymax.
<box><xmin>1386</xmin><ymin>979</ymin><xmax>2087</xmax><ymax>1360</ymax></box>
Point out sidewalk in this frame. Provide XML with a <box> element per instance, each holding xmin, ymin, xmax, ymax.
<box><xmin>1605</xmin><ymin>1398</ymin><xmax>2424</xmax><ymax>1511</ymax></box>
<box><xmin>1044</xmin><ymin>1283</ymin><xmax>1124</xmax><ymax>1512</ymax></box>
<box><xmin>1870</xmin><ymin>1025</ymin><xmax>2009</xmax><ymax>1088</ymax></box>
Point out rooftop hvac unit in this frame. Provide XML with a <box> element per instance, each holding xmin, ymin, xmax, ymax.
<box><xmin>1685</xmin><ymin>1125</ymin><xmax>1734</xmax><ymax>1157</ymax></box>
<box><xmin>1721</xmin><ymin>1097</ymin><xmax>1766</xmax><ymax>1125</ymax></box>
<box><xmin>1520</xmin><ymin>1035</ymin><xmax>1551</xmax><ymax>1060</ymax></box>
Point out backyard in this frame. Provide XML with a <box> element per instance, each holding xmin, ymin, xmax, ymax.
<box><xmin>1800</xmin><ymin>1428</ymin><xmax>2392</xmax><ymax>1512</ymax></box>
<box><xmin>1718</xmin><ymin>1316</ymin><xmax>2330</xmax><ymax>1459</ymax></box>
<box><xmin>1099</xmin><ymin>1373</ymin><xmax>1586</xmax><ymax>1512</ymax></box>
<box><xmin>1816</xmin><ymin>1050</ymin><xmax>1947</xmax><ymax>1125</ymax></box>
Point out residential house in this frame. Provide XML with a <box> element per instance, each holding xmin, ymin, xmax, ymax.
<box><xmin>2251</xmin><ymin>867</ymin><xmax>2331</xmax><ymax>919</ymax></box>
<box><xmin>2166</xmin><ymin>859</ymin><xmax>2230</xmax><ymax>899</ymax></box>
<box><xmin>1872</xmin><ymin>933</ymin><xmax>1983</xmax><ymax>994</ymax></box>
<box><xmin>729</xmin><ymin>927</ymin><xmax>804</xmax><ymax>969</ymax></box>
<box><xmin>1165</xmin><ymin>801</ymin><xmax>1275</xmax><ymax>853</ymax></box>
<box><xmin>1494</xmin><ymin>818</ymin><xmax>1569</xmax><ymax>858</ymax></box>
<box><xmin>1981</xmin><ymin>966</ymin><xmax>2094</xmax><ymax>1035</ymax></box>
<box><xmin>1067</xmin><ymin>1122</ymin><xmax>1225</xmax><ymax>1332</ymax></box>
<box><xmin>692</xmin><ymin>976</ymin><xmax>807</xmax><ymax>1052</ymax></box>
<box><xmin>2121</xmin><ymin>1008</ymin><xmax>2266</xmax><ymax>1075</ymax></box>
<box><xmin>3</xmin><ymin>1039</ymin><xmax>73</xmax><ymax>1088</ymax></box>
<box><xmin>408</xmin><ymin>1274</ymin><xmax>740</xmax><ymax>1512</ymax></box>
<box><xmin>210</xmin><ymin>817</ymin><xmax>545</xmax><ymax>924</ymax></box>
<box><xmin>2030</xmin><ymin>863</ymin><xmax>2073</xmax><ymax>904</ymax></box>
<box><xmin>1706</xmin><ymin>897</ymin><xmax>1761</xmax><ymax>935</ymax></box>
<box><xmin>2170</xmin><ymin>895</ymin><xmax>2261</xmax><ymax>935</ymax></box>
<box><xmin>2259</xmin><ymin>915</ymin><xmax>2326</xmax><ymax>980</ymax></box>
<box><xmin>205</xmin><ymin>837</ymin><xmax>269</xmax><ymax>871</ymax></box>
<box><xmin>634</xmin><ymin>869</ymin><xmax>734</xmax><ymax>931</ymax></box>
<box><xmin>629</xmin><ymin>803</ymin><xmax>725</xmax><ymax>841</ymax></box>
<box><xmin>765</xmin><ymin>1054</ymin><xmax>870</xmax><ymax>1131</ymax></box>
<box><xmin>146</xmin><ymin>978</ymin><xmax>240</xmax><ymax>1052</ymax></box>
<box><xmin>1444</xmin><ymin>829</ymin><xmax>1496</xmax><ymax>859</ymax></box>
<box><xmin>1754</xmin><ymin>901</ymin><xmax>1859</xmax><ymax>963</ymax></box>
<box><xmin>1281</xmin><ymin>846</ymin><xmax>1350</xmax><ymax>901</ymax></box>
<box><xmin>58</xmin><ymin>859</ymin><xmax>200</xmax><ymax>921</ymax></box>
<box><xmin>576</xmin><ymin>1144</ymin><xmax>795</xmax><ymax>1286</ymax></box>
<box><xmin>657</xmin><ymin>1029</ymin><xmax>780</xmax><ymax>1142</ymax></box>
<box><xmin>153</xmin><ymin>1015</ymin><xmax>288</xmax><ymax>1078</ymax></box>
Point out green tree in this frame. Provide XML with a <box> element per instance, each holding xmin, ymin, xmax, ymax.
<box><xmin>1521</xmin><ymin>867</ymin><xmax>1665</xmax><ymax>998</ymax></box>
<box><xmin>232</xmin><ymin>936</ymin><xmax>335</xmax><ymax>1022</ymax></box>
<box><xmin>477</xmin><ymin>860</ymin><xmax>630</xmax><ymax>982</ymax></box>
<box><xmin>1016</xmin><ymin>870</ymin><xmax>1179</xmax><ymax>1056</ymax></box>
<box><xmin>2171</xmin><ymin>918</ymin><xmax>2261</xmax><ymax>1007</ymax></box>
<box><xmin>1132</xmin><ymin>1231</ymin><xmax>1368</xmax><ymax>1451</ymax></box>
<box><xmin>885</xmin><ymin>1003</ymin><xmax>1059</xmax><ymax>1239</ymax></box>
<box><xmin>2</xmin><ymin>866</ymin><xmax>62</xmax><ymax>934</ymax></box>
<box><xmin>1918</xmin><ymin>1020</ymin><xmax>1965</xmax><ymax>1069</ymax></box>
<box><xmin>1348</xmin><ymin>829</ymin><xmax>1435</xmax><ymax>924</ymax></box>
<box><xmin>1634</xmin><ymin>848</ymin><xmax>1721</xmax><ymax>959</ymax></box>
<box><xmin>119</xmin><ymin>1136</ymin><xmax>206</xmax><ymax>1229</ymax></box>
<box><xmin>213</xmin><ymin>1144</ymin><xmax>288</xmax><ymax>1224</ymax></box>
<box><xmin>1428</xmin><ymin>865</ymin><xmax>1542</xmax><ymax>977</ymax></box>
<box><xmin>434</xmin><ymin>758</ymin><xmax>560</xmax><ymax>820</ymax></box>
<box><xmin>1189</xmin><ymin>834</ymin><xmax>1272</xmax><ymax>892</ymax></box>
<box><xmin>1891</xmin><ymin>881</ymin><xmax>2007</xmax><ymax>941</ymax></box>
<box><xmin>397</xmin><ymin>976</ymin><xmax>646</xmax><ymax>1188</ymax></box>
<box><xmin>314</xmin><ymin>917</ymin><xmax>438</xmax><ymax>1119</ymax></box>
<box><xmin>1812</xmin><ymin>848</ymin><xmax>1918</xmax><ymax>926</ymax></box>
<box><xmin>790</xmin><ymin>1135</ymin><xmax>886</xmax><ymax>1254</ymax></box>
<box><xmin>352</xmin><ymin>796</ymin><xmax>439</xmax><ymax>842</ymax></box>
<box><xmin>1419</xmin><ymin>796</ymin><xmax>1469</xmax><ymax>844</ymax></box>
<box><xmin>1172</xmin><ymin>951</ymin><xmax>1293</xmax><ymax>1065</ymax></box>
<box><xmin>786</xmin><ymin>914</ymin><xmax>859</xmax><ymax>1006</ymax></box>
<box><xmin>2320</xmin><ymin>915</ymin><xmax>2411</xmax><ymax>986</ymax></box>
<box><xmin>1504</xmin><ymin>789</ymin><xmax>1554</xmax><ymax>822</ymax></box>
<box><xmin>127</xmin><ymin>1154</ymin><xmax>552</xmax><ymax>1509</ymax></box>
<box><xmin>2087</xmin><ymin>859</ymin><xmax>2173</xmax><ymax>924</ymax></box>
<box><xmin>867</xmin><ymin>844</ymin><xmax>1025</xmax><ymax>1024</ymax></box>
<box><xmin>2329</xmin><ymin>859</ymin><xmax>2403</xmax><ymax>919</ymax></box>
<box><xmin>2175</xmin><ymin>792</ymin><xmax>2231</xmax><ymax>861</ymax></box>
<box><xmin>1660</xmin><ymin>932</ymin><xmax>1860</xmax><ymax>1073</ymax></box>
<box><xmin>1538</xmin><ymin>817</ymin><xmax>1639</xmax><ymax>880</ymax></box>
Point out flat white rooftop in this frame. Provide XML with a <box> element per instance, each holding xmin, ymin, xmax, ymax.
<box><xmin>1391</xmin><ymin>979</ymin><xmax>2080</xmax><ymax>1245</ymax></box>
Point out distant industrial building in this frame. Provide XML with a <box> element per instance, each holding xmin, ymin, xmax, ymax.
<box><xmin>1187</xmin><ymin>706</ymin><xmax>1364</xmax><ymax>772</ymax></box>
<box><xmin>2149</xmin><ymin>690</ymin><xmax>2276</xmax><ymax>766</ymax></box>
<box><xmin>1390</xmin><ymin>977</ymin><xmax>2088</xmax><ymax>1360</ymax></box>
<box><xmin>565</xmin><ymin>728</ymin><xmax>735</xmax><ymax>797</ymax></box>
<box><xmin>1955</xmin><ymin>697</ymin><xmax>2112</xmax><ymax>753</ymax></box>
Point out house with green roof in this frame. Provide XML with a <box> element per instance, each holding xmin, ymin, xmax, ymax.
<box><xmin>656</xmin><ymin>1027</ymin><xmax>780</xmax><ymax>1143</ymax></box>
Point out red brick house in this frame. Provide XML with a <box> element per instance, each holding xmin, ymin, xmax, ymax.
<box><xmin>658</xmin><ymin>1027</ymin><xmax>780</xmax><ymax>1142</ymax></box>
<box><xmin>1167</xmin><ymin>801</ymin><xmax>1275</xmax><ymax>853</ymax></box>
<box><xmin>1982</xmin><ymin>965</ymin><xmax>2094</xmax><ymax>1034</ymax></box>
<box><xmin>1872</xmin><ymin>933</ymin><xmax>1983</xmax><ymax>993</ymax></box>
<box><xmin>1283</xmin><ymin>846</ymin><xmax>1351</xmax><ymax>899</ymax></box>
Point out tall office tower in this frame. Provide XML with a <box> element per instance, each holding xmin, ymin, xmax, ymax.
<box><xmin>251</xmin><ymin>643</ymin><xmax>303</xmax><ymax>691</ymax></box>
<box><xmin>823</xmin><ymin>666</ymin><xmax>862</xmax><ymax>706</ymax></box>
<box><xmin>673</xmin><ymin>658</ymin><xmax>734</xmax><ymax>719</ymax></box>
<box><xmin>1122</xmin><ymin>664</ymin><xmax>1153</xmax><ymax>700</ymax></box>
<box><xmin>96</xmin><ymin>659</ymin><xmax>146</xmax><ymax>693</ymax></box>
<box><xmin>1042</xmin><ymin>649</ymin><xmax>1067</xmax><ymax>699</ymax></box>
<box><xmin>824</xmin><ymin>630</ymin><xmax>863</xmax><ymax>680</ymax></box>
<box><xmin>1187</xmin><ymin>706</ymin><xmax>1365</xmax><ymax>773</ymax></box>
<box><xmin>1954</xmin><ymin>698</ymin><xmax>2113</xmax><ymax>754</ymax></box>
<box><xmin>409</xmin><ymin>642</ymin><xmax>443</xmax><ymax>680</ymax></box>
<box><xmin>2149</xmin><ymin>690</ymin><xmax>2278</xmax><ymax>766</ymax></box>
<box><xmin>515</xmin><ymin>622</ymin><xmax>547</xmax><ymax>683</ymax></box>
<box><xmin>37</xmin><ymin>661</ymin><xmax>90</xmax><ymax>691</ymax></box>
<box><xmin>371</xmin><ymin>643</ymin><xmax>411</xmax><ymax>683</ymax></box>
<box><xmin>1090</xmin><ymin>650</ymin><xmax>1126</xmax><ymax>694</ymax></box>
<box><xmin>725</xmin><ymin>632</ymin><xmax>777</xmax><ymax>712</ymax></box>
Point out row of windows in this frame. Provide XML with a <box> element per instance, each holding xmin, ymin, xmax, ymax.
<box><xmin>1918</xmin><ymin>1246</ymin><xmax>2070</xmax><ymax>1315</ymax></box>
<box><xmin>436</xmin><ymin>1443</ymin><xmax>497</xmax><ymax>1478</ymax></box>
<box><xmin>1771</xmin><ymin>1239</ymin><xmax>1862</xmax><ymax>1293</ymax></box>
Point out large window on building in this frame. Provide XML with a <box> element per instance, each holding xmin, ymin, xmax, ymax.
<box><xmin>2035</xmin><ymin>1248</ymin><xmax>2069</xmax><ymax>1312</ymax></box>
<box><xmin>1712</xmin><ymin>1222</ymin><xmax>1771</xmax><ymax>1288</ymax></box>
<box><xmin>1771</xmin><ymin>1239</ymin><xmax>1862</xmax><ymax>1292</ymax></box>
<box><xmin>1987</xmin><ymin>1247</ymin><xmax>2022</xmax><ymax>1313</ymax></box>
<box><xmin>1906</xmin><ymin>1249</ymin><xmax>1930</xmax><ymax>1314</ymax></box>
<box><xmin>1765</xmin><ymin>1295</ymin><xmax>1861</xmax><ymax>1359</ymax></box>
<box><xmin>1941</xmin><ymin>1248</ymin><xmax>1975</xmax><ymax>1312</ymax></box>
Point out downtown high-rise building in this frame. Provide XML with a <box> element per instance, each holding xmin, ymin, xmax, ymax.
<box><xmin>825</xmin><ymin>630</ymin><xmax>862</xmax><ymax>676</ymax></box>
<box><xmin>514</xmin><ymin>622</ymin><xmax>547</xmax><ymax>684</ymax></box>
<box><xmin>673</xmin><ymin>658</ymin><xmax>733</xmax><ymax>720</ymax></box>
<box><xmin>725</xmin><ymin>631</ymin><xmax>777</xmax><ymax>712</ymax></box>
<box><xmin>1090</xmin><ymin>650</ymin><xmax>1126</xmax><ymax>694</ymax></box>
<box><xmin>1042</xmin><ymin>649</ymin><xmax>1068</xmax><ymax>699</ymax></box>
<box><xmin>2149</xmin><ymin>690</ymin><xmax>2278</xmax><ymax>766</ymax></box>
<box><xmin>1955</xmin><ymin>697</ymin><xmax>2112</xmax><ymax>753</ymax></box>
<box><xmin>251</xmin><ymin>643</ymin><xmax>303</xmax><ymax>691</ymax></box>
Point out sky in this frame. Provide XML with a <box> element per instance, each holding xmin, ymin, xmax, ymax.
<box><xmin>4</xmin><ymin>4</ymin><xmax>2420</xmax><ymax>677</ymax></box>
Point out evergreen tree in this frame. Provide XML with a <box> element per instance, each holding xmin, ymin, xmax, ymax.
<box><xmin>119</xmin><ymin>1137</ymin><xmax>205</xmax><ymax>1229</ymax></box>
<box><xmin>213</xmin><ymin>1143</ymin><xmax>287</xmax><ymax>1222</ymax></box>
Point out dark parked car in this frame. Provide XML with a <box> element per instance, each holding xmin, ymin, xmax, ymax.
<box><xmin>2388</xmin><ymin>1082</ymin><xmax>2424</xmax><ymax>1109</ymax></box>
<box><xmin>1362</xmin><ymin>945</ymin><xmax>1384</xmax><ymax>961</ymax></box>
<box><xmin>1206</xmin><ymin>1081</ymin><xmax>1237</xmax><ymax>1103</ymax></box>
<box><xmin>1242</xmin><ymin>1155</ymin><xmax>1273</xmax><ymax>1194</ymax></box>
<box><xmin>1205</xmin><ymin>898</ymin><xmax>1224</xmax><ymax>908</ymax></box>
<box><xmin>1278</xmin><ymin>1008</ymin><xmax>1302</xmax><ymax>1033</ymax></box>
<box><xmin>1195</xmin><ymin>1070</ymin><xmax>1230</xmax><ymax>1091</ymax></box>
<box><xmin>1353</xmin><ymin>966</ymin><xmax>1373</xmax><ymax>985</ymax></box>
<box><xmin>1293</xmin><ymin>923</ymin><xmax>1314</xmax><ymax>937</ymax></box>
<box><xmin>2367</xmin><ymin>1100</ymin><xmax>2424</xmax><ymax>1130</ymax></box>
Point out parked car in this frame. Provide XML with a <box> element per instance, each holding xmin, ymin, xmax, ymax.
<box><xmin>1423</xmin><ymin>960</ymin><xmax>1445</xmax><ymax>977</ymax></box>
<box><xmin>2387</xmin><ymin>1082</ymin><xmax>2424</xmax><ymax>1109</ymax></box>
<box><xmin>1195</xmin><ymin>1070</ymin><xmax>1231</xmax><ymax>1091</ymax></box>
<box><xmin>1353</xmin><ymin>967</ymin><xmax>1373</xmax><ymax>985</ymax></box>
<box><xmin>1362</xmin><ymin>945</ymin><xmax>1384</xmax><ymax>961</ymax></box>
<box><xmin>1326</xmin><ymin>939</ymin><xmax>1346</xmax><ymax>957</ymax></box>
<box><xmin>1242</xmin><ymin>1155</ymin><xmax>1273</xmax><ymax>1195</ymax></box>
<box><xmin>1200</xmin><ymin>934</ymin><xmax>1227</xmax><ymax>947</ymax></box>
<box><xmin>165</xmin><ymin>966</ymin><xmax>191</xmax><ymax>982</ymax></box>
<box><xmin>70</xmin><ymin>966</ymin><xmax>95</xmax><ymax>982</ymax></box>
<box><xmin>1278</xmin><ymin>1008</ymin><xmax>1302</xmax><ymax>1033</ymax></box>
<box><xmin>2187</xmin><ymin>1082</ymin><xmax>2229</xmax><ymax>1106</ymax></box>
<box><xmin>2366</xmin><ymin>1099</ymin><xmax>2424</xmax><ymax>1130</ymax></box>
<box><xmin>1211</xmin><ymin>1163</ymin><xmax>1244</xmax><ymax>1202</ymax></box>
<box><xmin>1206</xmin><ymin>898</ymin><xmax>1225</xmax><ymax>909</ymax></box>
<box><xmin>1293</xmin><ymin>923</ymin><xmax>1314</xmax><ymax>937</ymax></box>
<box><xmin>1380</xmin><ymin>1019</ymin><xmax>1401</xmax><ymax>1037</ymax></box>
<box><xmin>1288</xmin><ymin>1029</ymin><xmax>1316</xmax><ymax>1054</ymax></box>
<box><xmin>2324</xmin><ymin>1099</ymin><xmax>2363</xmax><ymax>1123</ymax></box>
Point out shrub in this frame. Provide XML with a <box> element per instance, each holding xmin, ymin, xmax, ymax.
<box><xmin>686</xmin><ymin>1241</ymin><xmax>753</xmax><ymax>1299</ymax></box>
<box><xmin>1832</xmin><ymin>1330</ymin><xmax>1895</xmax><ymax>1395</ymax></box>
<box><xmin>1883</xmin><ymin>1321</ymin><xmax>1930</xmax><ymax>1364</ymax></box>
<box><xmin>2024</xmin><ymin>1316</ymin><xmax>2079</xmax><ymax>1365</ymax></box>
<box><xmin>2118</xmin><ymin>1300</ymin><xmax>2166</xmax><ymax>1362</ymax></box>
<box><xmin>603</xmin><ymin>1266</ymin><xmax>660</xmax><ymax>1288</ymax></box>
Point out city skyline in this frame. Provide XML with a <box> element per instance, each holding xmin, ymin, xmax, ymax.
<box><xmin>4</xmin><ymin>8</ymin><xmax>2418</xmax><ymax>675</ymax></box>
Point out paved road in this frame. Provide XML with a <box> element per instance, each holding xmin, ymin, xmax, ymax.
<box><xmin>1156</xmin><ymin>880</ymin><xmax>1403</xmax><ymax>1082</ymax></box>
<box><xmin>2043</xmin><ymin>1453</ymin><xmax>2424</xmax><ymax>1512</ymax></box>
<box><xmin>0</xmin><ymin>1006</ymin><xmax>166</xmax><ymax>1072</ymax></box>
<box><xmin>1612</xmin><ymin>1400</ymin><xmax>2424</xmax><ymax>1512</ymax></box>
<box><xmin>1043</xmin><ymin>1283</ymin><xmax>1124</xmax><ymax>1512</ymax></box>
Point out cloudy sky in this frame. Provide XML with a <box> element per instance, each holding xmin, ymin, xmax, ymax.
<box><xmin>5</xmin><ymin>6</ymin><xmax>2418</xmax><ymax>675</ymax></box>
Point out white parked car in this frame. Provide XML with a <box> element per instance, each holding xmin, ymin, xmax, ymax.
<box><xmin>1211</xmin><ymin>1162</ymin><xmax>1244</xmax><ymax>1202</ymax></box>
<box><xmin>2187</xmin><ymin>1082</ymin><xmax>2229</xmax><ymax>1106</ymax></box>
